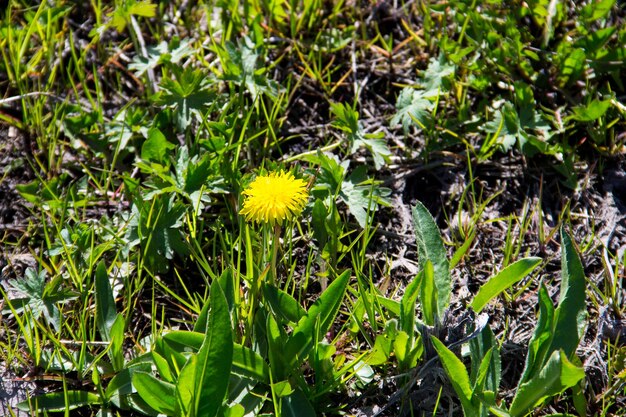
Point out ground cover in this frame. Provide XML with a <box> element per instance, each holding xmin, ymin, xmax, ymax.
<box><xmin>1</xmin><ymin>1</ymin><xmax>625</xmax><ymax>416</ymax></box>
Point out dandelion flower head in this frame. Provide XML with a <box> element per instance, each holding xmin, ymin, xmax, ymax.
<box><xmin>240</xmin><ymin>170</ymin><xmax>309</xmax><ymax>225</ymax></box>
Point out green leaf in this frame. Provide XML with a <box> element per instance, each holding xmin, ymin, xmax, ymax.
<box><xmin>340</xmin><ymin>165</ymin><xmax>391</xmax><ymax>228</ymax></box>
<box><xmin>550</xmin><ymin>228</ymin><xmax>587</xmax><ymax>358</ymax></box>
<box><xmin>519</xmin><ymin>285</ymin><xmax>555</xmax><ymax>383</ymax></box>
<box><xmin>141</xmin><ymin>127</ymin><xmax>175</xmax><ymax>164</ymax></box>
<box><xmin>132</xmin><ymin>372</ymin><xmax>178</xmax><ymax>415</ymax></box>
<box><xmin>400</xmin><ymin>270</ymin><xmax>421</xmax><ymax>336</ymax></box>
<box><xmin>128</xmin><ymin>0</ymin><xmax>157</xmax><ymax>17</ymax></box>
<box><xmin>194</xmin><ymin>280</ymin><xmax>234</xmax><ymax>417</ymax></box>
<box><xmin>412</xmin><ymin>202</ymin><xmax>451</xmax><ymax>324</ymax></box>
<box><xmin>571</xmin><ymin>99</ymin><xmax>611</xmax><ymax>122</ymax></box>
<box><xmin>558</xmin><ymin>48</ymin><xmax>586</xmax><ymax>87</ymax></box>
<box><xmin>431</xmin><ymin>336</ymin><xmax>478</xmax><ymax>416</ymax></box>
<box><xmin>285</xmin><ymin>270</ymin><xmax>350</xmax><ymax>367</ymax></box>
<box><xmin>509</xmin><ymin>350</ymin><xmax>585</xmax><ymax>417</ymax></box>
<box><xmin>267</xmin><ymin>312</ymin><xmax>288</xmax><ymax>381</ymax></box>
<box><xmin>95</xmin><ymin>261</ymin><xmax>117</xmax><ymax>342</ymax></box>
<box><xmin>470</xmin><ymin>257</ymin><xmax>542</xmax><ymax>313</ymax></box>
<box><xmin>367</xmin><ymin>334</ymin><xmax>393</xmax><ymax>365</ymax></box>
<box><xmin>470</xmin><ymin>326</ymin><xmax>501</xmax><ymax>397</ymax></box>
<box><xmin>263</xmin><ymin>284</ymin><xmax>307</xmax><ymax>323</ymax></box>
<box><xmin>17</xmin><ymin>390</ymin><xmax>100</xmax><ymax>412</ymax></box>
<box><xmin>161</xmin><ymin>331</ymin><xmax>268</xmax><ymax>383</ymax></box>
<box><xmin>391</xmin><ymin>88</ymin><xmax>435</xmax><ymax>133</ymax></box>
<box><xmin>281</xmin><ymin>389</ymin><xmax>317</xmax><ymax>417</ymax></box>
<box><xmin>421</xmin><ymin>54</ymin><xmax>455</xmax><ymax>92</ymax></box>
<box><xmin>419</xmin><ymin>261</ymin><xmax>437</xmax><ymax>326</ymax></box>
<box><xmin>582</xmin><ymin>0</ymin><xmax>616</xmax><ymax>21</ymax></box>
<box><xmin>157</xmin><ymin>66</ymin><xmax>216</xmax><ymax>131</ymax></box>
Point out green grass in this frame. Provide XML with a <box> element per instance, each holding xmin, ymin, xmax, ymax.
<box><xmin>1</xmin><ymin>0</ymin><xmax>625</xmax><ymax>416</ymax></box>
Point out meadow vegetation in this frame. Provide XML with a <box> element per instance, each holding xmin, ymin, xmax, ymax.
<box><xmin>0</xmin><ymin>1</ymin><xmax>625</xmax><ymax>416</ymax></box>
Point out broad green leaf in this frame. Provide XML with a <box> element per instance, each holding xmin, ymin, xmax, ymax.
<box><xmin>470</xmin><ymin>326</ymin><xmax>500</xmax><ymax>397</ymax></box>
<box><xmin>271</xmin><ymin>380</ymin><xmax>294</xmax><ymax>398</ymax></box>
<box><xmin>400</xmin><ymin>269</ymin><xmax>421</xmax><ymax>336</ymax></box>
<box><xmin>132</xmin><ymin>372</ymin><xmax>177</xmax><ymax>415</ymax></box>
<box><xmin>281</xmin><ymin>389</ymin><xmax>317</xmax><ymax>417</ymax></box>
<box><xmin>419</xmin><ymin>261</ymin><xmax>437</xmax><ymax>326</ymax></box>
<box><xmin>412</xmin><ymin>202</ymin><xmax>450</xmax><ymax>324</ymax></box>
<box><xmin>267</xmin><ymin>313</ymin><xmax>288</xmax><ymax>381</ymax></box>
<box><xmin>151</xmin><ymin>351</ymin><xmax>174</xmax><ymax>383</ymax></box>
<box><xmin>129</xmin><ymin>0</ymin><xmax>157</xmax><ymax>17</ymax></box>
<box><xmin>550</xmin><ymin>228</ymin><xmax>587</xmax><ymax>358</ymax></box>
<box><xmin>558</xmin><ymin>48</ymin><xmax>586</xmax><ymax>87</ymax></box>
<box><xmin>311</xmin><ymin>198</ymin><xmax>329</xmax><ymax>248</ymax></box>
<box><xmin>109</xmin><ymin>313</ymin><xmax>126</xmax><ymax>371</ymax></box>
<box><xmin>431</xmin><ymin>336</ymin><xmax>477</xmax><ymax>416</ymax></box>
<box><xmin>509</xmin><ymin>350</ymin><xmax>585</xmax><ymax>417</ymax></box>
<box><xmin>95</xmin><ymin>261</ymin><xmax>117</xmax><ymax>342</ymax></box>
<box><xmin>263</xmin><ymin>284</ymin><xmax>306</xmax><ymax>323</ymax></box>
<box><xmin>391</xmin><ymin>88</ymin><xmax>435</xmax><ymax>133</ymax></box>
<box><xmin>518</xmin><ymin>285</ymin><xmax>555</xmax><ymax>383</ymax></box>
<box><xmin>393</xmin><ymin>331</ymin><xmax>410</xmax><ymax>364</ymax></box>
<box><xmin>162</xmin><ymin>331</ymin><xmax>269</xmax><ymax>382</ymax></box>
<box><xmin>176</xmin><ymin>355</ymin><xmax>197</xmax><ymax>416</ymax></box>
<box><xmin>285</xmin><ymin>270</ymin><xmax>350</xmax><ymax>367</ymax></box>
<box><xmin>421</xmin><ymin>54</ymin><xmax>455</xmax><ymax>92</ymax></box>
<box><xmin>367</xmin><ymin>334</ymin><xmax>393</xmax><ymax>365</ymax></box>
<box><xmin>571</xmin><ymin>99</ymin><xmax>611</xmax><ymax>122</ymax></box>
<box><xmin>470</xmin><ymin>257</ymin><xmax>542</xmax><ymax>313</ymax></box>
<box><xmin>582</xmin><ymin>0</ymin><xmax>616</xmax><ymax>21</ymax></box>
<box><xmin>17</xmin><ymin>390</ymin><xmax>100</xmax><ymax>412</ymax></box>
<box><xmin>142</xmin><ymin>127</ymin><xmax>175</xmax><ymax>164</ymax></box>
<box><xmin>194</xmin><ymin>280</ymin><xmax>234</xmax><ymax>417</ymax></box>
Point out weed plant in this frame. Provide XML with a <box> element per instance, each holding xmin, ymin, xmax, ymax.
<box><xmin>0</xmin><ymin>1</ymin><xmax>625</xmax><ymax>416</ymax></box>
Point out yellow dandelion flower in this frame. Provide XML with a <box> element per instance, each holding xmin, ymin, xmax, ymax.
<box><xmin>240</xmin><ymin>170</ymin><xmax>309</xmax><ymax>225</ymax></box>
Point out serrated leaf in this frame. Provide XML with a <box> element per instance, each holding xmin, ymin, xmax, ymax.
<box><xmin>422</xmin><ymin>54</ymin><xmax>455</xmax><ymax>92</ymax></box>
<box><xmin>128</xmin><ymin>1</ymin><xmax>157</xmax><ymax>18</ymax></box>
<box><xmin>391</xmin><ymin>88</ymin><xmax>434</xmax><ymax>133</ymax></box>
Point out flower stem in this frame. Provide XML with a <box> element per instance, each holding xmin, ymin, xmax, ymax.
<box><xmin>270</xmin><ymin>224</ymin><xmax>281</xmax><ymax>285</ymax></box>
